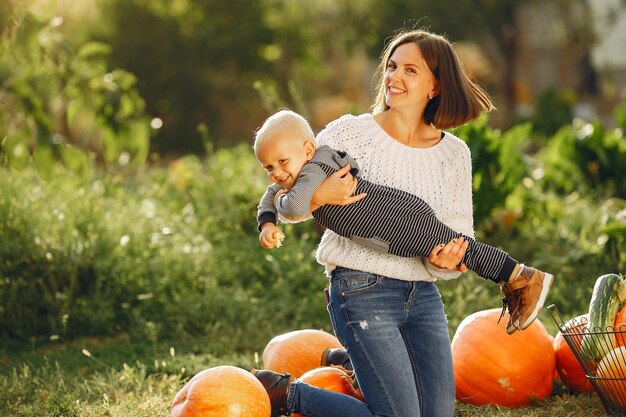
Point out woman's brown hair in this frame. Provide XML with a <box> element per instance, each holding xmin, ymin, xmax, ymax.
<box><xmin>372</xmin><ymin>30</ymin><xmax>494</xmax><ymax>129</ymax></box>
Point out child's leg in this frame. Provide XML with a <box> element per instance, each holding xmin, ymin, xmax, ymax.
<box><xmin>314</xmin><ymin>178</ymin><xmax>517</xmax><ymax>282</ymax></box>
<box><xmin>314</xmin><ymin>177</ymin><xmax>554</xmax><ymax>335</ymax></box>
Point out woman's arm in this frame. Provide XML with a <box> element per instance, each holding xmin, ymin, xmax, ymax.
<box><xmin>424</xmin><ymin>141</ymin><xmax>474</xmax><ymax>279</ymax></box>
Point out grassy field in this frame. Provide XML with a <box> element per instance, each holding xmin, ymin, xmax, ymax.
<box><xmin>0</xmin><ymin>334</ymin><xmax>613</xmax><ymax>417</ymax></box>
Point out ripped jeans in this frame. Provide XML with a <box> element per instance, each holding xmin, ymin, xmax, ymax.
<box><xmin>287</xmin><ymin>267</ymin><xmax>455</xmax><ymax>417</ymax></box>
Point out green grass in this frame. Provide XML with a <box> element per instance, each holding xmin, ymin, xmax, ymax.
<box><xmin>0</xmin><ymin>335</ymin><xmax>259</xmax><ymax>417</ymax></box>
<box><xmin>0</xmin><ymin>336</ymin><xmax>612</xmax><ymax>417</ymax></box>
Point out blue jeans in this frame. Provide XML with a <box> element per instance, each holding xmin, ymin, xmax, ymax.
<box><xmin>287</xmin><ymin>267</ymin><xmax>455</xmax><ymax>417</ymax></box>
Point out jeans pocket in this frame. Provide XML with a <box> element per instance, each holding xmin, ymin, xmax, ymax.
<box><xmin>338</xmin><ymin>274</ymin><xmax>380</xmax><ymax>295</ymax></box>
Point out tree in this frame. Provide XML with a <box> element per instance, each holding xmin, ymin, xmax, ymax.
<box><xmin>0</xmin><ymin>5</ymin><xmax>150</xmax><ymax>173</ymax></box>
<box><xmin>99</xmin><ymin>0</ymin><xmax>275</xmax><ymax>153</ymax></box>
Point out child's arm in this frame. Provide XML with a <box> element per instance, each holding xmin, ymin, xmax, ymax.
<box><xmin>257</xmin><ymin>184</ymin><xmax>280</xmax><ymax>231</ymax></box>
<box><xmin>274</xmin><ymin>163</ymin><xmax>328</xmax><ymax>218</ymax></box>
<box><xmin>257</xmin><ymin>185</ymin><xmax>286</xmax><ymax>248</ymax></box>
<box><xmin>275</xmin><ymin>147</ymin><xmax>365</xmax><ymax>217</ymax></box>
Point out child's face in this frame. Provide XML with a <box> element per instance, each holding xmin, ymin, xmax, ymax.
<box><xmin>256</xmin><ymin>126</ymin><xmax>315</xmax><ymax>190</ymax></box>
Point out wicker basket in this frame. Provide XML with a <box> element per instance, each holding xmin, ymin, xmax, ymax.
<box><xmin>549</xmin><ymin>304</ymin><xmax>626</xmax><ymax>415</ymax></box>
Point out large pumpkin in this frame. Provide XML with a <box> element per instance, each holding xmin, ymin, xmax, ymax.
<box><xmin>170</xmin><ymin>365</ymin><xmax>270</xmax><ymax>417</ymax></box>
<box><xmin>263</xmin><ymin>329</ymin><xmax>343</xmax><ymax>378</ymax></box>
<box><xmin>452</xmin><ymin>308</ymin><xmax>556</xmax><ymax>408</ymax></box>
<box><xmin>596</xmin><ymin>346</ymin><xmax>626</xmax><ymax>409</ymax></box>
<box><xmin>554</xmin><ymin>313</ymin><xmax>595</xmax><ymax>394</ymax></box>
<box><xmin>292</xmin><ymin>366</ymin><xmax>364</xmax><ymax>417</ymax></box>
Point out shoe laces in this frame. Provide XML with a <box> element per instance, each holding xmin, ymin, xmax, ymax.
<box><xmin>498</xmin><ymin>285</ymin><xmax>522</xmax><ymax>324</ymax></box>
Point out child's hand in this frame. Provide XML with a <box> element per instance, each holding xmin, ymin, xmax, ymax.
<box><xmin>259</xmin><ymin>223</ymin><xmax>285</xmax><ymax>249</ymax></box>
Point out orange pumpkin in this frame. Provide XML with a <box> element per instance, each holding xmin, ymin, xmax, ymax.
<box><xmin>554</xmin><ymin>313</ymin><xmax>595</xmax><ymax>394</ymax></box>
<box><xmin>596</xmin><ymin>346</ymin><xmax>626</xmax><ymax>409</ymax></box>
<box><xmin>614</xmin><ymin>306</ymin><xmax>626</xmax><ymax>348</ymax></box>
<box><xmin>170</xmin><ymin>365</ymin><xmax>270</xmax><ymax>417</ymax></box>
<box><xmin>263</xmin><ymin>329</ymin><xmax>343</xmax><ymax>378</ymax></box>
<box><xmin>292</xmin><ymin>366</ymin><xmax>365</xmax><ymax>416</ymax></box>
<box><xmin>452</xmin><ymin>308</ymin><xmax>555</xmax><ymax>408</ymax></box>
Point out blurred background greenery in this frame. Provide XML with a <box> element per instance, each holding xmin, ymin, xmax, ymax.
<box><xmin>0</xmin><ymin>0</ymin><xmax>625</xmax><ymax>353</ymax></box>
<box><xmin>2</xmin><ymin>0</ymin><xmax>625</xmax><ymax>158</ymax></box>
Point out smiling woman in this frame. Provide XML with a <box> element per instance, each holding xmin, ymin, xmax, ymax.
<box><xmin>247</xmin><ymin>29</ymin><xmax>505</xmax><ymax>417</ymax></box>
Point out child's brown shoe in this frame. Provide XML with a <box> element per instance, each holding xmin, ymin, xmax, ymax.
<box><xmin>500</xmin><ymin>265</ymin><xmax>554</xmax><ymax>334</ymax></box>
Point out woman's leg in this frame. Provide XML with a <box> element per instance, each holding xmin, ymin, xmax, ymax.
<box><xmin>289</xmin><ymin>382</ymin><xmax>373</xmax><ymax>417</ymax></box>
<box><xmin>400</xmin><ymin>280</ymin><xmax>455</xmax><ymax>416</ymax></box>
<box><xmin>325</xmin><ymin>268</ymin><xmax>437</xmax><ymax>417</ymax></box>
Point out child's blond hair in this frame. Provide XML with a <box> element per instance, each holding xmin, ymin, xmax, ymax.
<box><xmin>253</xmin><ymin>109</ymin><xmax>317</xmax><ymax>153</ymax></box>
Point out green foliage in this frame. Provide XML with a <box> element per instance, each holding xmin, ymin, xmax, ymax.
<box><xmin>1</xmin><ymin>0</ymin><xmax>612</xmax><ymax>153</ymax></box>
<box><xmin>0</xmin><ymin>113</ymin><xmax>625</xmax><ymax>416</ymax></box>
<box><xmin>0</xmin><ymin>344</ymin><xmax>186</xmax><ymax>417</ymax></box>
<box><xmin>0</xmin><ymin>335</ymin><xmax>610</xmax><ymax>416</ymax></box>
<box><xmin>0</xmin><ymin>145</ymin><xmax>328</xmax><ymax>349</ymax></box>
<box><xmin>453</xmin><ymin>116</ymin><xmax>530</xmax><ymax>225</ymax></box>
<box><xmin>97</xmin><ymin>0</ymin><xmax>393</xmax><ymax>150</ymax></box>
<box><xmin>615</xmin><ymin>90</ymin><xmax>626</xmax><ymax>130</ymax></box>
<box><xmin>537</xmin><ymin>118</ymin><xmax>626</xmax><ymax>198</ymax></box>
<box><xmin>532</xmin><ymin>89</ymin><xmax>575</xmax><ymax>135</ymax></box>
<box><xmin>441</xmin><ymin>107</ymin><xmax>626</xmax><ymax>328</ymax></box>
<box><xmin>99</xmin><ymin>0</ymin><xmax>275</xmax><ymax>152</ymax></box>
<box><xmin>0</xmin><ymin>9</ymin><xmax>150</xmax><ymax>172</ymax></box>
<box><xmin>503</xmin><ymin>190</ymin><xmax>624</xmax><ymax>321</ymax></box>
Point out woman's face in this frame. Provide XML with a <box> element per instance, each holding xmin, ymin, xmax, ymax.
<box><xmin>383</xmin><ymin>42</ymin><xmax>438</xmax><ymax>112</ymax></box>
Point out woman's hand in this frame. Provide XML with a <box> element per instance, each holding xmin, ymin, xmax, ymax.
<box><xmin>310</xmin><ymin>164</ymin><xmax>367</xmax><ymax>211</ymax></box>
<box><xmin>428</xmin><ymin>237</ymin><xmax>469</xmax><ymax>272</ymax></box>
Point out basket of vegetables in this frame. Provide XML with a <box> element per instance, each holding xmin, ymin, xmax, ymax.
<box><xmin>549</xmin><ymin>273</ymin><xmax>626</xmax><ymax>415</ymax></box>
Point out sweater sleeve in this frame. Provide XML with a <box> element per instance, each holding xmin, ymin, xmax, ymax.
<box><xmin>423</xmin><ymin>139</ymin><xmax>475</xmax><ymax>280</ymax></box>
<box><xmin>257</xmin><ymin>184</ymin><xmax>280</xmax><ymax>231</ymax></box>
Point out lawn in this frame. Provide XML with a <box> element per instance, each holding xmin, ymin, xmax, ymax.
<box><xmin>0</xmin><ymin>335</ymin><xmax>612</xmax><ymax>417</ymax></box>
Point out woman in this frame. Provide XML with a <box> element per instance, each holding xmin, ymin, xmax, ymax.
<box><xmin>254</xmin><ymin>28</ymin><xmax>503</xmax><ymax>417</ymax></box>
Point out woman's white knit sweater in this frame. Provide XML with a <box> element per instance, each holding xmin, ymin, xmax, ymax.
<box><xmin>316</xmin><ymin>113</ymin><xmax>475</xmax><ymax>282</ymax></box>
